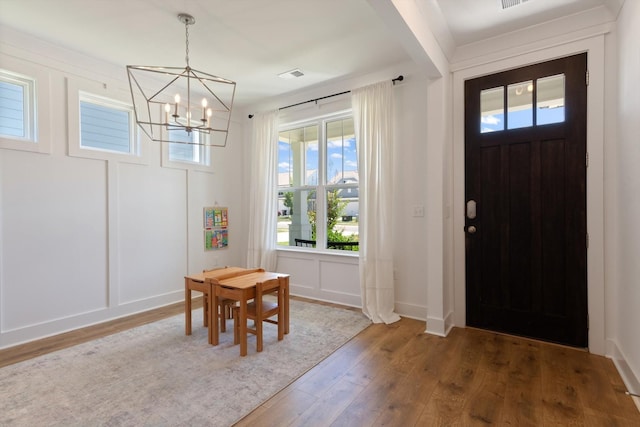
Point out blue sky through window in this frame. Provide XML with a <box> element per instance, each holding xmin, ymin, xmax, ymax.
<box><xmin>278</xmin><ymin>137</ymin><xmax>357</xmax><ymax>182</ymax></box>
<box><xmin>326</xmin><ymin>136</ymin><xmax>357</xmax><ymax>182</ymax></box>
<box><xmin>481</xmin><ymin>107</ymin><xmax>565</xmax><ymax>133</ymax></box>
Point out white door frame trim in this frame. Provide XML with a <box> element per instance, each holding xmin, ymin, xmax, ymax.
<box><xmin>451</xmin><ymin>35</ymin><xmax>606</xmax><ymax>355</ymax></box>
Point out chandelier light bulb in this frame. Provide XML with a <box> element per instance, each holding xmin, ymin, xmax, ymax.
<box><xmin>173</xmin><ymin>94</ymin><xmax>180</xmax><ymax>117</ymax></box>
<box><xmin>202</xmin><ymin>98</ymin><xmax>208</xmax><ymax>120</ymax></box>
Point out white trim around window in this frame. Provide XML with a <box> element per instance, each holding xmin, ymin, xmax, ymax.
<box><xmin>0</xmin><ymin>56</ymin><xmax>52</xmax><ymax>154</ymax></box>
<box><xmin>160</xmin><ymin>139</ymin><xmax>214</xmax><ymax>172</ymax></box>
<box><xmin>160</xmin><ymin>124</ymin><xmax>215</xmax><ymax>172</ymax></box>
<box><xmin>277</xmin><ymin>110</ymin><xmax>359</xmax><ymax>254</ymax></box>
<box><xmin>67</xmin><ymin>77</ymin><xmax>149</xmax><ymax>165</ymax></box>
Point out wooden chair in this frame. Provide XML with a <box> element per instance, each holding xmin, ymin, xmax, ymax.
<box><xmin>202</xmin><ymin>268</ymin><xmax>237</xmax><ymax>333</ymax></box>
<box><xmin>233</xmin><ymin>276</ymin><xmax>285</xmax><ymax>353</ymax></box>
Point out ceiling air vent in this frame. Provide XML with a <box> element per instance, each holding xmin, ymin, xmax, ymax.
<box><xmin>499</xmin><ymin>0</ymin><xmax>531</xmax><ymax>10</ymax></box>
<box><xmin>278</xmin><ymin>68</ymin><xmax>304</xmax><ymax>79</ymax></box>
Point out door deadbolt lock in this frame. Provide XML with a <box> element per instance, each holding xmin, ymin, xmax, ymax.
<box><xmin>467</xmin><ymin>225</ymin><xmax>477</xmax><ymax>234</ymax></box>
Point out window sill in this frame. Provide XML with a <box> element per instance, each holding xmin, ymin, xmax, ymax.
<box><xmin>276</xmin><ymin>246</ymin><xmax>359</xmax><ymax>258</ymax></box>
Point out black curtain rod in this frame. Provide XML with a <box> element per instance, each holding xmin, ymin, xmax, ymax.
<box><xmin>248</xmin><ymin>75</ymin><xmax>403</xmax><ymax>119</ymax></box>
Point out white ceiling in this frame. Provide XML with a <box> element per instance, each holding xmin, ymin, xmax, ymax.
<box><xmin>436</xmin><ymin>0</ymin><xmax>618</xmax><ymax>46</ymax></box>
<box><xmin>0</xmin><ymin>0</ymin><xmax>619</xmax><ymax>108</ymax></box>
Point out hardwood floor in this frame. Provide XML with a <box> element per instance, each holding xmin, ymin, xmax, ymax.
<box><xmin>1</xmin><ymin>298</ymin><xmax>638</xmax><ymax>426</ymax></box>
<box><xmin>235</xmin><ymin>314</ymin><xmax>640</xmax><ymax>426</ymax></box>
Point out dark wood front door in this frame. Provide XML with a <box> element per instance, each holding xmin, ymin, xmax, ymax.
<box><xmin>464</xmin><ymin>53</ymin><xmax>588</xmax><ymax>347</ymax></box>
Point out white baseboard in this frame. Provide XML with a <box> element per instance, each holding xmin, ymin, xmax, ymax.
<box><xmin>608</xmin><ymin>339</ymin><xmax>640</xmax><ymax>397</ymax></box>
<box><xmin>394</xmin><ymin>301</ymin><xmax>427</xmax><ymax>321</ymax></box>
<box><xmin>0</xmin><ymin>291</ymin><xmax>183</xmax><ymax>350</ymax></box>
<box><xmin>425</xmin><ymin>316</ymin><xmax>447</xmax><ymax>337</ymax></box>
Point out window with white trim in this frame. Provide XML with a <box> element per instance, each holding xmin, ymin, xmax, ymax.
<box><xmin>278</xmin><ymin>112</ymin><xmax>359</xmax><ymax>252</ymax></box>
<box><xmin>167</xmin><ymin>128</ymin><xmax>209</xmax><ymax>165</ymax></box>
<box><xmin>79</xmin><ymin>92</ymin><xmax>136</xmax><ymax>155</ymax></box>
<box><xmin>0</xmin><ymin>70</ymin><xmax>35</xmax><ymax>141</ymax></box>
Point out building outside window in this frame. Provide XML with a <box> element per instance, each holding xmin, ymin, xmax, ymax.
<box><xmin>277</xmin><ymin>113</ymin><xmax>359</xmax><ymax>252</ymax></box>
<box><xmin>79</xmin><ymin>92</ymin><xmax>136</xmax><ymax>155</ymax></box>
<box><xmin>167</xmin><ymin>128</ymin><xmax>209</xmax><ymax>165</ymax></box>
<box><xmin>0</xmin><ymin>70</ymin><xmax>35</xmax><ymax>141</ymax></box>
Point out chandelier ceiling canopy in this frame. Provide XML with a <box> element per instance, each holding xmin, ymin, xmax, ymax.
<box><xmin>127</xmin><ymin>13</ymin><xmax>236</xmax><ymax>146</ymax></box>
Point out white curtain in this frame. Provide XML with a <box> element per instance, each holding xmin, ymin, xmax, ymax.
<box><xmin>352</xmin><ymin>80</ymin><xmax>401</xmax><ymax>324</ymax></box>
<box><xmin>246</xmin><ymin>110</ymin><xmax>279</xmax><ymax>270</ymax></box>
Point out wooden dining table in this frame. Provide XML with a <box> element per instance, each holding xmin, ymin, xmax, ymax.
<box><xmin>211</xmin><ymin>271</ymin><xmax>290</xmax><ymax>356</ymax></box>
<box><xmin>184</xmin><ymin>267</ymin><xmax>290</xmax><ymax>356</ymax></box>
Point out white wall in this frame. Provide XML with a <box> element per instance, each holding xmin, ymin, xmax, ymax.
<box><xmin>609</xmin><ymin>0</ymin><xmax>640</xmax><ymax>395</ymax></box>
<box><xmin>241</xmin><ymin>61</ymin><xmax>431</xmax><ymax>321</ymax></box>
<box><xmin>369</xmin><ymin>0</ymin><xmax>453</xmax><ymax>336</ymax></box>
<box><xmin>0</xmin><ymin>29</ymin><xmax>246</xmax><ymax>349</ymax></box>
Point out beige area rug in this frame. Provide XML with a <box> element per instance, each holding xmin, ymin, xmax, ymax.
<box><xmin>0</xmin><ymin>299</ymin><xmax>371</xmax><ymax>426</ymax></box>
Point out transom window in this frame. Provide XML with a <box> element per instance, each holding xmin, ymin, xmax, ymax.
<box><xmin>480</xmin><ymin>73</ymin><xmax>565</xmax><ymax>133</ymax></box>
<box><xmin>79</xmin><ymin>92</ymin><xmax>136</xmax><ymax>154</ymax></box>
<box><xmin>278</xmin><ymin>113</ymin><xmax>359</xmax><ymax>252</ymax></box>
<box><xmin>168</xmin><ymin>128</ymin><xmax>209</xmax><ymax>165</ymax></box>
<box><xmin>0</xmin><ymin>70</ymin><xmax>35</xmax><ymax>141</ymax></box>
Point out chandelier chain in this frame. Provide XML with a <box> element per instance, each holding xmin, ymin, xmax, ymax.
<box><xmin>185</xmin><ymin>20</ymin><xmax>190</xmax><ymax>67</ymax></box>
